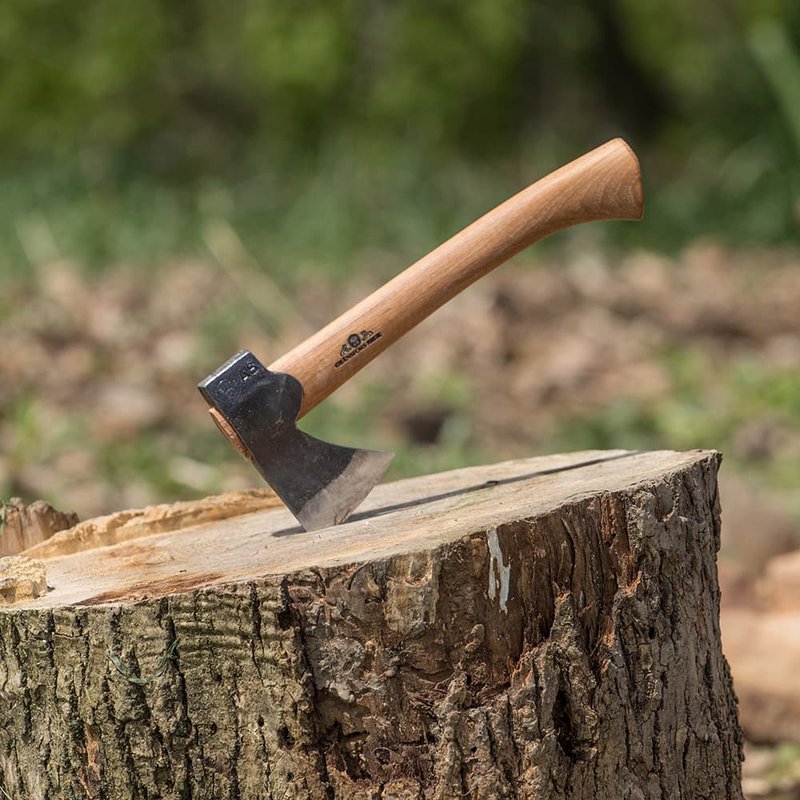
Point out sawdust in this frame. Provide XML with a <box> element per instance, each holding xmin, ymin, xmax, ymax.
<box><xmin>0</xmin><ymin>556</ymin><xmax>47</xmax><ymax>604</ymax></box>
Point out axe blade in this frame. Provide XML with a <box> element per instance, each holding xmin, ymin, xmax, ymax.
<box><xmin>198</xmin><ymin>351</ymin><xmax>393</xmax><ymax>531</ymax></box>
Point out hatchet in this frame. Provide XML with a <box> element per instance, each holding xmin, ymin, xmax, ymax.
<box><xmin>198</xmin><ymin>138</ymin><xmax>643</xmax><ymax>531</ymax></box>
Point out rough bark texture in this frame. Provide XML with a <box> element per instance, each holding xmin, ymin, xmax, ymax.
<box><xmin>0</xmin><ymin>450</ymin><xmax>742</xmax><ymax>799</ymax></box>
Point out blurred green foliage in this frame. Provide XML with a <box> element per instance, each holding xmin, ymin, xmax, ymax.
<box><xmin>547</xmin><ymin>351</ymin><xmax>800</xmax><ymax>506</ymax></box>
<box><xmin>0</xmin><ymin>0</ymin><xmax>798</xmax><ymax>275</ymax></box>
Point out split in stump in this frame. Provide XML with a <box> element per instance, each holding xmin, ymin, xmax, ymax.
<box><xmin>0</xmin><ymin>450</ymin><xmax>743</xmax><ymax>799</ymax></box>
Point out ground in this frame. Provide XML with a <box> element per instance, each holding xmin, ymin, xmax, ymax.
<box><xmin>1</xmin><ymin>240</ymin><xmax>799</xmax><ymax>797</ymax></box>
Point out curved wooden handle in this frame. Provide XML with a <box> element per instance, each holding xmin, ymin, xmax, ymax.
<box><xmin>271</xmin><ymin>138</ymin><xmax>643</xmax><ymax>418</ymax></box>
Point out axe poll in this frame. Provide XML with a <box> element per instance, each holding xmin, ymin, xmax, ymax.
<box><xmin>199</xmin><ymin>138</ymin><xmax>643</xmax><ymax>531</ymax></box>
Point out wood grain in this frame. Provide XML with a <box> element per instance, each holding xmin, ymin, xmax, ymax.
<box><xmin>0</xmin><ymin>498</ymin><xmax>78</xmax><ymax>557</ymax></box>
<box><xmin>19</xmin><ymin>450</ymin><xmax>701</xmax><ymax>610</ymax></box>
<box><xmin>271</xmin><ymin>138</ymin><xmax>643</xmax><ymax>417</ymax></box>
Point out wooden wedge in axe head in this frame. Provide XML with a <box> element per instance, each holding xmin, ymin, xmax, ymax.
<box><xmin>198</xmin><ymin>138</ymin><xmax>644</xmax><ymax>531</ymax></box>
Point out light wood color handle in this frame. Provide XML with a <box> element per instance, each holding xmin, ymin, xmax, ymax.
<box><xmin>271</xmin><ymin>138</ymin><xmax>643</xmax><ymax>418</ymax></box>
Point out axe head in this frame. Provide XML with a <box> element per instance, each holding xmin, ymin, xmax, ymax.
<box><xmin>198</xmin><ymin>351</ymin><xmax>393</xmax><ymax>531</ymax></box>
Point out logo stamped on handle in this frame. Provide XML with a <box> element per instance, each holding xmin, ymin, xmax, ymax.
<box><xmin>335</xmin><ymin>330</ymin><xmax>382</xmax><ymax>368</ymax></box>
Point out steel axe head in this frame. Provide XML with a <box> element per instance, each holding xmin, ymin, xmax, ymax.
<box><xmin>198</xmin><ymin>350</ymin><xmax>393</xmax><ymax>531</ymax></box>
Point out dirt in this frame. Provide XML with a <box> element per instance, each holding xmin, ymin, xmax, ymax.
<box><xmin>2</xmin><ymin>241</ymin><xmax>800</xmax><ymax>797</ymax></box>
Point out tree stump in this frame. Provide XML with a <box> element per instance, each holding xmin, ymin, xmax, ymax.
<box><xmin>0</xmin><ymin>498</ymin><xmax>78</xmax><ymax>558</ymax></box>
<box><xmin>0</xmin><ymin>450</ymin><xmax>743</xmax><ymax>799</ymax></box>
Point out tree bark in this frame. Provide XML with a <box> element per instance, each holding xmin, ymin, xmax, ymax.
<box><xmin>0</xmin><ymin>450</ymin><xmax>743</xmax><ymax>799</ymax></box>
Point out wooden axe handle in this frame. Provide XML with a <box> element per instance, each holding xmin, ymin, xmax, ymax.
<box><xmin>270</xmin><ymin>137</ymin><xmax>643</xmax><ymax>418</ymax></box>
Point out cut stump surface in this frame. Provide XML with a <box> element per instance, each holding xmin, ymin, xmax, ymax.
<box><xmin>0</xmin><ymin>450</ymin><xmax>742</xmax><ymax>799</ymax></box>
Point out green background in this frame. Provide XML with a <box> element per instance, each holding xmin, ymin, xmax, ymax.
<box><xmin>0</xmin><ymin>0</ymin><xmax>798</xmax><ymax>273</ymax></box>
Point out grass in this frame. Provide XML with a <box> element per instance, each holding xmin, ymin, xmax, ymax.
<box><xmin>0</xmin><ymin>150</ymin><xmax>521</xmax><ymax>281</ymax></box>
<box><xmin>545</xmin><ymin>348</ymin><xmax>800</xmax><ymax>516</ymax></box>
<box><xmin>2</xmin><ymin>130</ymin><xmax>798</xmax><ymax>288</ymax></box>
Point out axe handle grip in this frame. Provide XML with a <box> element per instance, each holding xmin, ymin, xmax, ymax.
<box><xmin>271</xmin><ymin>137</ymin><xmax>643</xmax><ymax>418</ymax></box>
